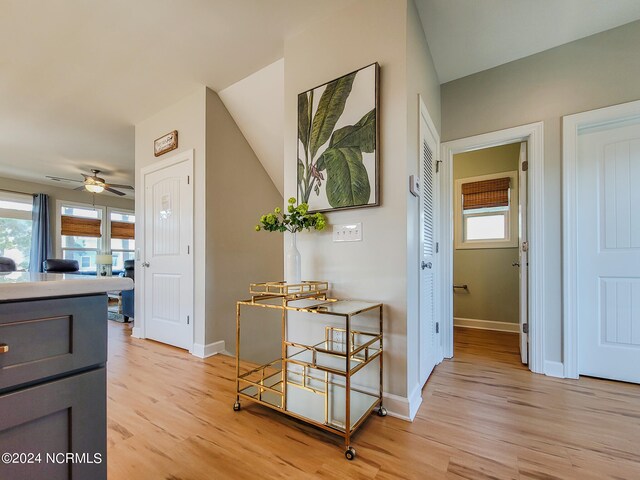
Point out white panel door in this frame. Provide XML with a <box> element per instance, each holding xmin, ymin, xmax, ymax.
<box><xmin>577</xmin><ymin>122</ymin><xmax>640</xmax><ymax>383</ymax></box>
<box><xmin>419</xmin><ymin>108</ymin><xmax>439</xmax><ymax>385</ymax></box>
<box><xmin>518</xmin><ymin>142</ymin><xmax>528</xmax><ymax>364</ymax></box>
<box><xmin>143</xmin><ymin>157</ymin><xmax>193</xmax><ymax>350</ymax></box>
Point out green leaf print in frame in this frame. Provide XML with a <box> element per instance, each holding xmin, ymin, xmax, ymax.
<box><xmin>297</xmin><ymin>63</ymin><xmax>379</xmax><ymax>213</ymax></box>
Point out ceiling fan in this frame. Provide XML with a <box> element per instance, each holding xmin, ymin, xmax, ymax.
<box><xmin>46</xmin><ymin>169</ymin><xmax>134</xmax><ymax>196</ymax></box>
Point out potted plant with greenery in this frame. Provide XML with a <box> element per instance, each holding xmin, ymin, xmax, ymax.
<box><xmin>256</xmin><ymin>197</ymin><xmax>327</xmax><ymax>284</ymax></box>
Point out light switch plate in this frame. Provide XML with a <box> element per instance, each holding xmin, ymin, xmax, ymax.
<box><xmin>409</xmin><ymin>174</ymin><xmax>420</xmax><ymax>197</ymax></box>
<box><xmin>333</xmin><ymin>223</ymin><xmax>362</xmax><ymax>242</ymax></box>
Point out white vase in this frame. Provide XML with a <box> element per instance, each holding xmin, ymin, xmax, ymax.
<box><xmin>285</xmin><ymin>232</ymin><xmax>302</xmax><ymax>284</ymax></box>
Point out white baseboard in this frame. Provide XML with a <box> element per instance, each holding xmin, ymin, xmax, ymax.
<box><xmin>408</xmin><ymin>383</ymin><xmax>423</xmax><ymax>420</ymax></box>
<box><xmin>381</xmin><ymin>393</ymin><xmax>411</xmax><ymax>421</ymax></box>
<box><xmin>131</xmin><ymin>327</ymin><xmax>144</xmax><ymax>338</ymax></box>
<box><xmin>454</xmin><ymin>317</ymin><xmax>519</xmax><ymax>333</ymax></box>
<box><xmin>191</xmin><ymin>340</ymin><xmax>226</xmax><ymax>358</ymax></box>
<box><xmin>544</xmin><ymin>360</ymin><xmax>565</xmax><ymax>378</ymax></box>
<box><xmin>382</xmin><ymin>385</ymin><xmax>422</xmax><ymax>422</ymax></box>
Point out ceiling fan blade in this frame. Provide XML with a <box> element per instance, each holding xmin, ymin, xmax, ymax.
<box><xmin>106</xmin><ymin>184</ymin><xmax>134</xmax><ymax>190</ymax></box>
<box><xmin>46</xmin><ymin>176</ymin><xmax>83</xmax><ymax>183</ymax></box>
<box><xmin>104</xmin><ymin>187</ymin><xmax>126</xmax><ymax>196</ymax></box>
<box><xmin>74</xmin><ymin>186</ymin><xmax>87</xmax><ymax>191</ymax></box>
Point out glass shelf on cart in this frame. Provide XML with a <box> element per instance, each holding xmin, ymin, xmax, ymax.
<box><xmin>287</xmin><ymin>342</ymin><xmax>381</xmax><ymax>375</ymax></box>
<box><xmin>288</xmin><ymin>299</ymin><xmax>382</xmax><ymax>316</ymax></box>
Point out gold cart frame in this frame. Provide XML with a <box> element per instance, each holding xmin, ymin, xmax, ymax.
<box><xmin>234</xmin><ymin>281</ymin><xmax>386</xmax><ymax>460</ymax></box>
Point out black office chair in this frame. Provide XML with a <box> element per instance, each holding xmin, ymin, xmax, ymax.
<box><xmin>120</xmin><ymin>260</ymin><xmax>134</xmax><ymax>321</ymax></box>
<box><xmin>0</xmin><ymin>257</ymin><xmax>17</xmax><ymax>272</ymax></box>
<box><xmin>43</xmin><ymin>259</ymin><xmax>79</xmax><ymax>273</ymax></box>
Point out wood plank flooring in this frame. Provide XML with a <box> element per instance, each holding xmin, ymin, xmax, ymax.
<box><xmin>107</xmin><ymin>324</ymin><xmax>640</xmax><ymax>479</ymax></box>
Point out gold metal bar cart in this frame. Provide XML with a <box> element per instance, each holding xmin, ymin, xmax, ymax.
<box><xmin>234</xmin><ymin>281</ymin><xmax>386</xmax><ymax>460</ymax></box>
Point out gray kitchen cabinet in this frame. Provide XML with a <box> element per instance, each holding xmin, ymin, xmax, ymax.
<box><xmin>0</xmin><ymin>294</ymin><xmax>108</xmax><ymax>480</ymax></box>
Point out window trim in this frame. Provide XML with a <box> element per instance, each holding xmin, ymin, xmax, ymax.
<box><xmin>0</xmin><ymin>208</ymin><xmax>31</xmax><ymax>221</ymax></box>
<box><xmin>0</xmin><ymin>192</ymin><xmax>33</xmax><ymax>270</ymax></box>
<box><xmin>463</xmin><ymin>209</ymin><xmax>509</xmax><ymax>241</ymax></box>
<box><xmin>56</xmin><ymin>201</ymin><xmax>105</xmax><ymax>271</ymax></box>
<box><xmin>107</xmin><ymin>208</ymin><xmax>135</xmax><ymax>267</ymax></box>
<box><xmin>56</xmin><ymin>202</ymin><xmax>135</xmax><ymax>272</ymax></box>
<box><xmin>454</xmin><ymin>170</ymin><xmax>518</xmax><ymax>249</ymax></box>
<box><xmin>0</xmin><ymin>192</ymin><xmax>33</xmax><ymax>221</ymax></box>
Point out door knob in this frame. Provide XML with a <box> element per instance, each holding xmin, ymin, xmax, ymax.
<box><xmin>142</xmin><ymin>262</ymin><xmax>150</xmax><ymax>268</ymax></box>
<box><xmin>512</xmin><ymin>262</ymin><xmax>520</xmax><ymax>267</ymax></box>
<box><xmin>421</xmin><ymin>261</ymin><xmax>432</xmax><ymax>270</ymax></box>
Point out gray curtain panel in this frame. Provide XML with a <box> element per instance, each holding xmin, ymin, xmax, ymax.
<box><xmin>29</xmin><ymin>193</ymin><xmax>52</xmax><ymax>273</ymax></box>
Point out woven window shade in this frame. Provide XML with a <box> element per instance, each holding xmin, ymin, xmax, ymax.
<box><xmin>61</xmin><ymin>215</ymin><xmax>101</xmax><ymax>237</ymax></box>
<box><xmin>462</xmin><ymin>177</ymin><xmax>510</xmax><ymax>210</ymax></box>
<box><xmin>111</xmin><ymin>221</ymin><xmax>134</xmax><ymax>240</ymax></box>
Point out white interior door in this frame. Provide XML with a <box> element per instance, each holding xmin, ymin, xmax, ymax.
<box><xmin>518</xmin><ymin>142</ymin><xmax>528</xmax><ymax>364</ymax></box>
<box><xmin>143</xmin><ymin>156</ymin><xmax>193</xmax><ymax>350</ymax></box>
<box><xmin>577</xmin><ymin>121</ymin><xmax>640</xmax><ymax>383</ymax></box>
<box><xmin>419</xmin><ymin>103</ymin><xmax>439</xmax><ymax>385</ymax></box>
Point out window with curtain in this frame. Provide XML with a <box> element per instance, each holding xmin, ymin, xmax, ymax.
<box><xmin>0</xmin><ymin>192</ymin><xmax>33</xmax><ymax>270</ymax></box>
<box><xmin>110</xmin><ymin>210</ymin><xmax>135</xmax><ymax>271</ymax></box>
<box><xmin>60</xmin><ymin>205</ymin><xmax>102</xmax><ymax>271</ymax></box>
<box><xmin>454</xmin><ymin>171</ymin><xmax>518</xmax><ymax>249</ymax></box>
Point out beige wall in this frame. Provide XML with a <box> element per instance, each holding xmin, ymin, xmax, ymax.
<box><xmin>0</xmin><ymin>176</ymin><xmax>134</xmax><ymax>256</ymax></box>
<box><xmin>285</xmin><ymin>0</ymin><xmax>408</xmax><ymax>400</ymax></box>
<box><xmin>135</xmin><ymin>87</ymin><xmax>283</xmax><ymax>354</ymax></box>
<box><xmin>405</xmin><ymin>0</ymin><xmax>442</xmax><ymax>404</ymax></box>
<box><xmin>135</xmin><ymin>88</ymin><xmax>208</xmax><ymax>345</ymax></box>
<box><xmin>205</xmin><ymin>88</ymin><xmax>283</xmax><ymax>350</ymax></box>
<box><xmin>453</xmin><ymin>143</ymin><xmax>519</xmax><ymax>324</ymax></box>
<box><xmin>441</xmin><ymin>20</ymin><xmax>640</xmax><ymax>362</ymax></box>
<box><xmin>284</xmin><ymin>0</ymin><xmax>441</xmax><ymax>413</ymax></box>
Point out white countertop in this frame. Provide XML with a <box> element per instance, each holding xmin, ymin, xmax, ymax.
<box><xmin>0</xmin><ymin>272</ymin><xmax>134</xmax><ymax>301</ymax></box>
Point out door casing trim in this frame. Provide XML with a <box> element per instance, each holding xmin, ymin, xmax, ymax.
<box><xmin>441</xmin><ymin>122</ymin><xmax>545</xmax><ymax>374</ymax></box>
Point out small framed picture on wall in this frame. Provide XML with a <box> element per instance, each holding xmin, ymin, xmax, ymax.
<box><xmin>154</xmin><ymin>130</ymin><xmax>178</xmax><ymax>157</ymax></box>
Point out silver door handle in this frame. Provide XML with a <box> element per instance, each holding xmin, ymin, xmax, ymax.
<box><xmin>421</xmin><ymin>261</ymin><xmax>432</xmax><ymax>270</ymax></box>
<box><xmin>141</xmin><ymin>262</ymin><xmax>150</xmax><ymax>268</ymax></box>
<box><xmin>512</xmin><ymin>262</ymin><xmax>520</xmax><ymax>267</ymax></box>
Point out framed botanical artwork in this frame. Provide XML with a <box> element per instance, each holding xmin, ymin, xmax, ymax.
<box><xmin>297</xmin><ymin>63</ymin><xmax>379</xmax><ymax>213</ymax></box>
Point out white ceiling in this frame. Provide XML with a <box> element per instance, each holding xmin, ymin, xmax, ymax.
<box><xmin>0</xmin><ymin>0</ymin><xmax>350</xmax><ymax>194</ymax></box>
<box><xmin>416</xmin><ymin>0</ymin><xmax>640</xmax><ymax>83</ymax></box>
<box><xmin>3</xmin><ymin>1</ymin><xmax>640</xmax><ymax>198</ymax></box>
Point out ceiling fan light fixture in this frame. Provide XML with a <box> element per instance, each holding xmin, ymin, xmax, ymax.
<box><xmin>85</xmin><ymin>184</ymin><xmax>104</xmax><ymax>193</ymax></box>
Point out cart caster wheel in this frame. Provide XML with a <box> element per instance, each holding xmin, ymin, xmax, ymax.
<box><xmin>345</xmin><ymin>447</ymin><xmax>356</xmax><ymax>461</ymax></box>
<box><xmin>233</xmin><ymin>402</ymin><xmax>241</xmax><ymax>411</ymax></box>
<box><xmin>377</xmin><ymin>407</ymin><xmax>387</xmax><ymax>417</ymax></box>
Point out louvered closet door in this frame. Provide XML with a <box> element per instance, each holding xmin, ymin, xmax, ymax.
<box><xmin>419</xmin><ymin>119</ymin><xmax>438</xmax><ymax>385</ymax></box>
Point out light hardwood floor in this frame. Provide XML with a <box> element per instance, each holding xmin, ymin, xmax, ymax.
<box><xmin>107</xmin><ymin>324</ymin><xmax>640</xmax><ymax>479</ymax></box>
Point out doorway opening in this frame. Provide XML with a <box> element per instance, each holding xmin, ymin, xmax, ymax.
<box><xmin>452</xmin><ymin>143</ymin><xmax>527</xmax><ymax>365</ymax></box>
<box><xmin>440</xmin><ymin>122</ymin><xmax>545</xmax><ymax>374</ymax></box>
